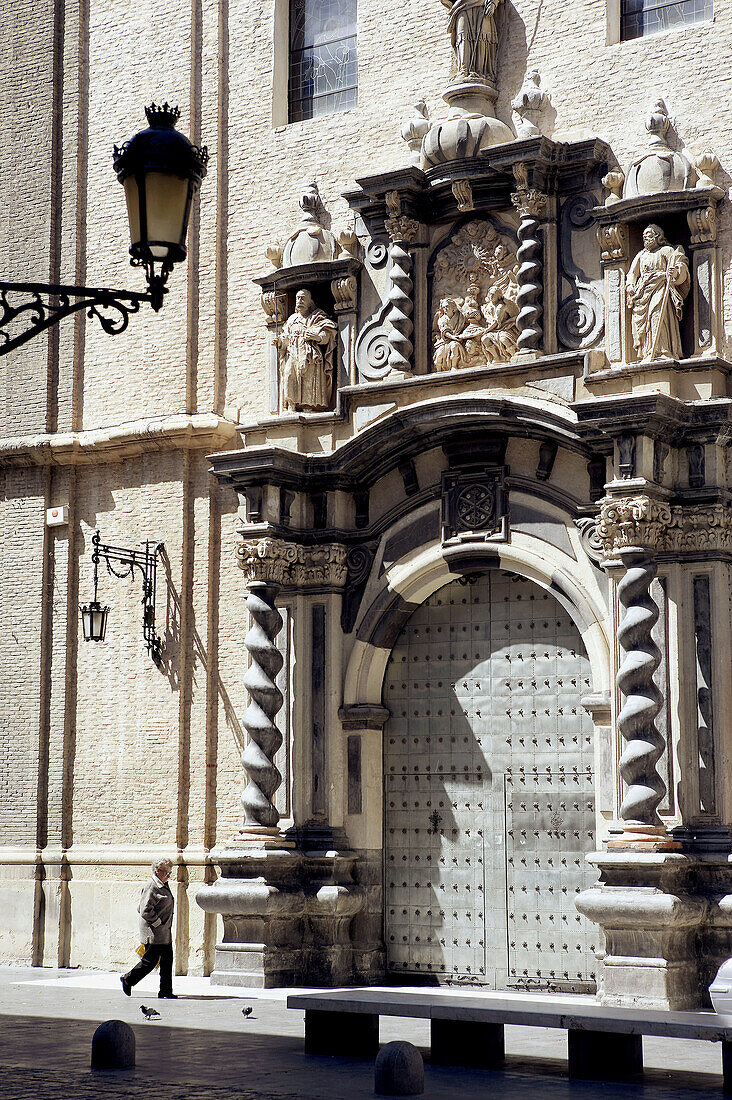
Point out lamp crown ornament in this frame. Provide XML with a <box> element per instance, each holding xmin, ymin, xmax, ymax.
<box><xmin>144</xmin><ymin>101</ymin><xmax>181</xmax><ymax>127</ymax></box>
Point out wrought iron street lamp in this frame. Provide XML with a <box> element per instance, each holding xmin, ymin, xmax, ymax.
<box><xmin>80</xmin><ymin>529</ymin><xmax>165</xmax><ymax>666</ymax></box>
<box><xmin>0</xmin><ymin>103</ymin><xmax>207</xmax><ymax>355</ymax></box>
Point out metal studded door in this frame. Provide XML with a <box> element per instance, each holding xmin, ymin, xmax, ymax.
<box><xmin>383</xmin><ymin>571</ymin><xmax>597</xmax><ymax>989</ymax></box>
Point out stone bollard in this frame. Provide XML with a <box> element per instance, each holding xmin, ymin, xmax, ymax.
<box><xmin>374</xmin><ymin>1041</ymin><xmax>424</xmax><ymax>1096</ymax></box>
<box><xmin>91</xmin><ymin>1019</ymin><xmax>136</xmax><ymax>1070</ymax></box>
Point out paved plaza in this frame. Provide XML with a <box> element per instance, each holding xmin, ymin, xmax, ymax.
<box><xmin>0</xmin><ymin>966</ymin><xmax>728</xmax><ymax>1099</ymax></box>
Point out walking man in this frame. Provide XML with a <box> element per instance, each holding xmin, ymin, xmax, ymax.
<box><xmin>120</xmin><ymin>857</ymin><xmax>177</xmax><ymax>999</ymax></box>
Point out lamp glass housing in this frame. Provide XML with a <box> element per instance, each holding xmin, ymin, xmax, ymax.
<box><xmin>80</xmin><ymin>601</ymin><xmax>109</xmax><ymax>643</ymax></box>
<box><xmin>123</xmin><ymin>172</ymin><xmax>192</xmax><ymax>263</ymax></box>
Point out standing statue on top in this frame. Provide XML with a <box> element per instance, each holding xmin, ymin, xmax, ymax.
<box><xmin>441</xmin><ymin>0</ymin><xmax>503</xmax><ymax>83</ymax></box>
<box><xmin>626</xmin><ymin>224</ymin><xmax>690</xmax><ymax>361</ymax></box>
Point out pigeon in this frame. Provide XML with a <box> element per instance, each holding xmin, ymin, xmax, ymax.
<box><xmin>140</xmin><ymin>1005</ymin><xmax>161</xmax><ymax>1020</ymax></box>
<box><xmin>242</xmin><ymin>1006</ymin><xmax>253</xmax><ymax>1018</ymax></box>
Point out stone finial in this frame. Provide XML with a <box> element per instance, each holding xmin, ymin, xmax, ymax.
<box><xmin>602</xmin><ymin>170</ymin><xmax>625</xmax><ymax>206</ymax></box>
<box><xmin>645</xmin><ymin>98</ymin><xmax>672</xmax><ymax>148</ymax></box>
<box><xmin>400</xmin><ymin>100</ymin><xmax>430</xmax><ymax>166</ymax></box>
<box><xmin>265</xmin><ymin>241</ymin><xmax>283</xmax><ymax>269</ymax></box>
<box><xmin>695</xmin><ymin>151</ymin><xmax>720</xmax><ymax>188</ymax></box>
<box><xmin>281</xmin><ymin>181</ymin><xmax>339</xmax><ymax>268</ymax></box>
<box><xmin>511</xmin><ymin>70</ymin><xmax>549</xmax><ymax>138</ymax></box>
<box><xmin>623</xmin><ymin>99</ymin><xmax>696</xmax><ymax>198</ymax></box>
<box><xmin>337</xmin><ymin>217</ymin><xmax>360</xmax><ymax>258</ymax></box>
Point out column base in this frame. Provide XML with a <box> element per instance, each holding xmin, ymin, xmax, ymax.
<box><xmin>196</xmin><ymin>844</ymin><xmax>364</xmax><ymax>987</ymax></box>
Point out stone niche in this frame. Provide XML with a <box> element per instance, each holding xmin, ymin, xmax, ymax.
<box><xmin>256</xmin><ymin>258</ymin><xmax>360</xmax><ymax>417</ymax></box>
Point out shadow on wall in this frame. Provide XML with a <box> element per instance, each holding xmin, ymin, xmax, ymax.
<box><xmin>158</xmin><ymin>547</ymin><xmax>245</xmax><ymax>752</ymax></box>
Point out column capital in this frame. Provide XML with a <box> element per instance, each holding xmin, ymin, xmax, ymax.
<box><xmin>237</xmin><ymin>536</ymin><xmax>348</xmax><ymax>588</ymax></box>
<box><xmin>596</xmin><ymin>494</ymin><xmax>672</xmax><ymax>558</ymax></box>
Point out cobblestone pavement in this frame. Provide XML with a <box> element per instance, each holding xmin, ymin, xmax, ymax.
<box><xmin>0</xmin><ymin>967</ymin><xmax>727</xmax><ymax>1099</ymax></box>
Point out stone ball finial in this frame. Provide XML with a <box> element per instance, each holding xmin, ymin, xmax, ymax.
<box><xmin>91</xmin><ymin>1020</ymin><xmax>136</xmax><ymax>1070</ymax></box>
<box><xmin>281</xmin><ymin>180</ymin><xmax>338</xmax><ymax>267</ymax></box>
<box><xmin>375</xmin><ymin>1041</ymin><xmax>425</xmax><ymax>1096</ymax></box>
<box><xmin>623</xmin><ymin>98</ymin><xmax>696</xmax><ymax>198</ymax></box>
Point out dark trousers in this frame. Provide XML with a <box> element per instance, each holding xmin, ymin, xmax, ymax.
<box><xmin>124</xmin><ymin>942</ymin><xmax>173</xmax><ymax>995</ymax></box>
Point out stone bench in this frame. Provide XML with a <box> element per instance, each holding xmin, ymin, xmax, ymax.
<box><xmin>287</xmin><ymin>988</ymin><xmax>732</xmax><ymax>1089</ymax></box>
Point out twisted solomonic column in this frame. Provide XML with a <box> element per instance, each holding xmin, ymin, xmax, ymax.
<box><xmin>596</xmin><ymin>495</ymin><xmax>679</xmax><ymax>849</ymax></box>
<box><xmin>241</xmin><ymin>581</ymin><xmax>284</xmax><ymax>834</ymax></box>
<box><xmin>614</xmin><ymin>551</ymin><xmax>668</xmax><ymax>841</ymax></box>
<box><xmin>384</xmin><ymin>190</ymin><xmax>419</xmax><ymax>374</ymax></box>
<box><xmin>511</xmin><ymin>170</ymin><xmax>548</xmax><ymax>355</ymax></box>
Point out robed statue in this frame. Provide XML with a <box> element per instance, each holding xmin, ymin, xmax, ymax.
<box><xmin>441</xmin><ymin>0</ymin><xmax>503</xmax><ymax>83</ymax></box>
<box><xmin>276</xmin><ymin>289</ymin><xmax>337</xmax><ymax>412</ymax></box>
<box><xmin>626</xmin><ymin>224</ymin><xmax>690</xmax><ymax>361</ymax></box>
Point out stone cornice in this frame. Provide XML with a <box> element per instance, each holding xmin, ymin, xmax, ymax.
<box><xmin>237</xmin><ymin>536</ymin><xmax>348</xmax><ymax>588</ymax></box>
<box><xmin>597</xmin><ymin>495</ymin><xmax>732</xmax><ymax>556</ymax></box>
<box><xmin>0</xmin><ymin>414</ymin><xmax>239</xmax><ymax>468</ymax></box>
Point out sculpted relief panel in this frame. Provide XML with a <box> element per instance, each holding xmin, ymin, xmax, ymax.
<box><xmin>432</xmin><ymin>219</ymin><xmax>520</xmax><ymax>371</ymax></box>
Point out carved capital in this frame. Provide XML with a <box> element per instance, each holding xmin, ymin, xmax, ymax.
<box><xmin>597</xmin><ymin>223</ymin><xmax>629</xmax><ymax>263</ymax></box>
<box><xmin>261</xmin><ymin>290</ymin><xmax>288</xmax><ymax>327</ymax></box>
<box><xmin>687</xmin><ymin>204</ymin><xmax>717</xmax><ymax>246</ymax></box>
<box><xmin>385</xmin><ymin>214</ymin><xmax>420</xmax><ymax>244</ymax></box>
<box><xmin>237</xmin><ymin>536</ymin><xmax>348</xmax><ymax>588</ymax></box>
<box><xmin>331</xmin><ymin>275</ymin><xmax>358</xmax><ymax>312</ymax></box>
<box><xmin>597</xmin><ymin>496</ymin><xmax>672</xmax><ymax>556</ymax></box>
<box><xmin>452</xmin><ymin>179</ymin><xmax>474</xmax><ymax>212</ymax></box>
<box><xmin>510</xmin><ymin>188</ymin><xmax>548</xmax><ymax>220</ymax></box>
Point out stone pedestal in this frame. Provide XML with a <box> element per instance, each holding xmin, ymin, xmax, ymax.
<box><xmin>196</xmin><ymin>844</ymin><xmax>364</xmax><ymax>987</ymax></box>
<box><xmin>576</xmin><ymin>850</ymin><xmax>732</xmax><ymax>1009</ymax></box>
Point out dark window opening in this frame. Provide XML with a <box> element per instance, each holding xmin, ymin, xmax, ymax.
<box><xmin>289</xmin><ymin>0</ymin><xmax>357</xmax><ymax>123</ymax></box>
<box><xmin>621</xmin><ymin>0</ymin><xmax>712</xmax><ymax>40</ymax></box>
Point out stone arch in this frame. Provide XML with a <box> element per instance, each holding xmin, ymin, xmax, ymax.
<box><xmin>343</xmin><ymin>535</ymin><xmax>611</xmax><ymax>713</ymax></box>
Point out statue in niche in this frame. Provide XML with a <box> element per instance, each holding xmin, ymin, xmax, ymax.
<box><xmin>440</xmin><ymin>0</ymin><xmax>503</xmax><ymax>83</ymax></box>
<box><xmin>432</xmin><ymin>222</ymin><xmax>519</xmax><ymax>371</ymax></box>
<box><xmin>626</xmin><ymin>224</ymin><xmax>690</xmax><ymax>361</ymax></box>
<box><xmin>276</xmin><ymin>289</ymin><xmax>337</xmax><ymax>412</ymax></box>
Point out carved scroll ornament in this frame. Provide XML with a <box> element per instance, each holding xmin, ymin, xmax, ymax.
<box><xmin>238</xmin><ymin>537</ymin><xmax>348</xmax><ymax>588</ymax></box>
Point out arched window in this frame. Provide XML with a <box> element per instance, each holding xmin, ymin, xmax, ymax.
<box><xmin>289</xmin><ymin>0</ymin><xmax>358</xmax><ymax>123</ymax></box>
<box><xmin>621</xmin><ymin>0</ymin><xmax>712</xmax><ymax>40</ymax></box>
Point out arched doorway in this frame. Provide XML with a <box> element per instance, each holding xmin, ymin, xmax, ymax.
<box><xmin>383</xmin><ymin>570</ymin><xmax>598</xmax><ymax>991</ymax></box>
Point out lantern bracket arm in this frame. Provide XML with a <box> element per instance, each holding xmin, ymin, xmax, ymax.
<box><xmin>0</xmin><ymin>278</ymin><xmax>166</xmax><ymax>358</ymax></box>
<box><xmin>88</xmin><ymin>530</ymin><xmax>165</xmax><ymax>665</ymax></box>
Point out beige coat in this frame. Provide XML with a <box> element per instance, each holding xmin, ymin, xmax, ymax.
<box><xmin>138</xmin><ymin>875</ymin><xmax>174</xmax><ymax>945</ymax></box>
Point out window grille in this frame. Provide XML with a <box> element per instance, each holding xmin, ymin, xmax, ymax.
<box><xmin>289</xmin><ymin>0</ymin><xmax>357</xmax><ymax>123</ymax></box>
<box><xmin>620</xmin><ymin>0</ymin><xmax>712</xmax><ymax>40</ymax></box>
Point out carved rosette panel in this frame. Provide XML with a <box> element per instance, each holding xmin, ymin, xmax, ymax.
<box><xmin>615</xmin><ymin>551</ymin><xmax>667</xmax><ymax>828</ymax></box>
<box><xmin>431</xmin><ymin>219</ymin><xmax>521</xmax><ymax>371</ymax></box>
<box><xmin>510</xmin><ymin>185</ymin><xmax>548</xmax><ymax>353</ymax></box>
<box><xmin>242</xmin><ymin>582</ymin><xmax>285</xmax><ymax>830</ymax></box>
<box><xmin>238</xmin><ymin>536</ymin><xmax>348</xmax><ymax>588</ymax></box>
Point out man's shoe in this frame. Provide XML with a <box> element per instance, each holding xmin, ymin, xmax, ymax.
<box><xmin>158</xmin><ymin>993</ymin><xmax>178</xmax><ymax>999</ymax></box>
<box><xmin>120</xmin><ymin>976</ymin><xmax>131</xmax><ymax>997</ymax></box>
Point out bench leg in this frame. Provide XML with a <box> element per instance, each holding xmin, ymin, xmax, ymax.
<box><xmin>304</xmin><ymin>1009</ymin><xmax>379</xmax><ymax>1059</ymax></box>
<box><xmin>431</xmin><ymin>1019</ymin><xmax>505</xmax><ymax>1068</ymax></box>
<box><xmin>568</xmin><ymin>1029</ymin><xmax>643</xmax><ymax>1080</ymax></box>
<box><xmin>722</xmin><ymin>1039</ymin><xmax>732</xmax><ymax>1092</ymax></box>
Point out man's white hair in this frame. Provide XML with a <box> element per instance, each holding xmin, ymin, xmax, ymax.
<box><xmin>152</xmin><ymin>857</ymin><xmax>174</xmax><ymax>876</ymax></box>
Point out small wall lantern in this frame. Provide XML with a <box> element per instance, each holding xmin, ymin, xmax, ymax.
<box><xmin>79</xmin><ymin>530</ymin><xmax>164</xmax><ymax>665</ymax></box>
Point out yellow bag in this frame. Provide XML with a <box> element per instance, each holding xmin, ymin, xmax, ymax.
<box><xmin>134</xmin><ymin>943</ymin><xmax>160</xmax><ymax>969</ymax></box>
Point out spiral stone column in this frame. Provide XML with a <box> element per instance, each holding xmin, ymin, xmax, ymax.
<box><xmin>612</xmin><ymin>550</ymin><xmax>670</xmax><ymax>844</ymax></box>
<box><xmin>241</xmin><ymin>581</ymin><xmax>284</xmax><ymax>836</ymax></box>
<box><xmin>511</xmin><ymin>170</ymin><xmax>548</xmax><ymax>356</ymax></box>
<box><xmin>384</xmin><ymin>190</ymin><xmax>419</xmax><ymax>374</ymax></box>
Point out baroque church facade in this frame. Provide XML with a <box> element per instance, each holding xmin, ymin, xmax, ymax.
<box><xmin>0</xmin><ymin>0</ymin><xmax>731</xmax><ymax>1010</ymax></box>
